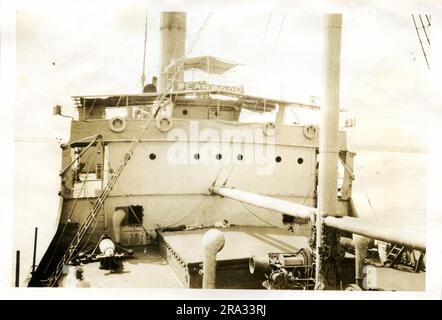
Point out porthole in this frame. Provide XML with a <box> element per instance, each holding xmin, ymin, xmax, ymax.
<box><xmin>182</xmin><ymin>109</ymin><xmax>188</xmax><ymax>115</ymax></box>
<box><xmin>237</xmin><ymin>154</ymin><xmax>244</xmax><ymax>161</ymax></box>
<box><xmin>194</xmin><ymin>153</ymin><xmax>200</xmax><ymax>160</ymax></box>
<box><xmin>149</xmin><ymin>153</ymin><xmax>156</xmax><ymax>160</ymax></box>
<box><xmin>216</xmin><ymin>153</ymin><xmax>222</xmax><ymax>160</ymax></box>
<box><xmin>275</xmin><ymin>156</ymin><xmax>282</xmax><ymax>163</ymax></box>
<box><xmin>297</xmin><ymin>157</ymin><xmax>304</xmax><ymax>164</ymax></box>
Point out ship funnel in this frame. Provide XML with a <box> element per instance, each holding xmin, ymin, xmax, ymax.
<box><xmin>159</xmin><ymin>12</ymin><xmax>187</xmax><ymax>92</ymax></box>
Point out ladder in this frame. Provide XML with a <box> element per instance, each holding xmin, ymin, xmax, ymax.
<box><xmin>46</xmin><ymin>13</ymin><xmax>214</xmax><ymax>287</ymax></box>
<box><xmin>384</xmin><ymin>245</ymin><xmax>406</xmax><ymax>268</ymax></box>
<box><xmin>47</xmin><ymin>98</ymin><xmax>170</xmax><ymax>287</ymax></box>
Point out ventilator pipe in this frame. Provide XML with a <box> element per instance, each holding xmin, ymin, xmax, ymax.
<box><xmin>202</xmin><ymin>229</ymin><xmax>225</xmax><ymax>289</ymax></box>
<box><xmin>112</xmin><ymin>209</ymin><xmax>126</xmax><ymax>244</ymax></box>
<box><xmin>353</xmin><ymin>234</ymin><xmax>371</xmax><ymax>288</ymax></box>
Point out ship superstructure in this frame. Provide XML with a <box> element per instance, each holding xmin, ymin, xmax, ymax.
<box><xmin>27</xmin><ymin>12</ymin><xmax>425</xmax><ymax>290</ymax></box>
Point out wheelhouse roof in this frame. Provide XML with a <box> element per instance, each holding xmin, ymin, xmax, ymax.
<box><xmin>71</xmin><ymin>89</ymin><xmax>320</xmax><ymax>113</ymax></box>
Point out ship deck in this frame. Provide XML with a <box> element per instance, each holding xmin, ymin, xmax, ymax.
<box><xmin>59</xmin><ymin>226</ymin><xmax>425</xmax><ymax>290</ymax></box>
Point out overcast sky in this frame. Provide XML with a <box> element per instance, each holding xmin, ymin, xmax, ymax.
<box><xmin>13</xmin><ymin>0</ymin><xmax>440</xmax><ymax>150</ymax></box>
<box><xmin>3</xmin><ymin>0</ymin><xmax>442</xmax><ymax>294</ymax></box>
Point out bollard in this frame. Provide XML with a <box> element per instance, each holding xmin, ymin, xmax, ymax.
<box><xmin>202</xmin><ymin>229</ymin><xmax>225</xmax><ymax>289</ymax></box>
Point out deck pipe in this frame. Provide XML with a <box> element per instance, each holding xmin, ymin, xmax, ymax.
<box><xmin>202</xmin><ymin>229</ymin><xmax>225</xmax><ymax>289</ymax></box>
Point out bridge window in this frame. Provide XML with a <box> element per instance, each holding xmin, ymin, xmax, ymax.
<box><xmin>105</xmin><ymin>107</ymin><xmax>128</xmax><ymax>119</ymax></box>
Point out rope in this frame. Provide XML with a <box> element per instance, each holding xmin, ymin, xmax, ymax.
<box><xmin>262</xmin><ymin>13</ymin><xmax>272</xmax><ymax>43</ymax></box>
<box><xmin>288</xmin><ymin>106</ymin><xmax>301</xmax><ymax>125</ymax></box>
<box><xmin>412</xmin><ymin>14</ymin><xmax>430</xmax><ymax>70</ymax></box>
<box><xmin>164</xmin><ymin>196</ymin><xmax>209</xmax><ymax>228</ymax></box>
<box><xmin>222</xmin><ymin>163</ymin><xmax>236</xmax><ymax>186</ymax></box>
<box><xmin>272</xmin><ymin>14</ymin><xmax>286</xmax><ymax>56</ymax></box>
<box><xmin>418</xmin><ymin>14</ymin><xmax>430</xmax><ymax>46</ymax></box>
<box><xmin>239</xmin><ymin>201</ymin><xmax>279</xmax><ymax>227</ymax></box>
<box><xmin>44</xmin><ymin>145</ymin><xmax>101</xmax><ymax>272</ymax></box>
<box><xmin>212</xmin><ymin>162</ymin><xmax>225</xmax><ymax>187</ymax></box>
<box><xmin>354</xmin><ymin>162</ymin><xmax>378</xmax><ymax>221</ymax></box>
<box><xmin>76</xmin><ymin>206</ymin><xmax>103</xmax><ymax>255</ymax></box>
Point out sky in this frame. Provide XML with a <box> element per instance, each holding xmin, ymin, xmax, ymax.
<box><xmin>12</xmin><ymin>0</ymin><xmax>440</xmax><ymax>149</ymax></box>
<box><xmin>2</xmin><ymin>0</ymin><xmax>442</xmax><ymax>295</ymax></box>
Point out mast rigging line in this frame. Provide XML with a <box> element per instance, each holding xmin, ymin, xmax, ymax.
<box><xmin>412</xmin><ymin>14</ymin><xmax>430</xmax><ymax>70</ymax></box>
<box><xmin>44</xmin><ymin>145</ymin><xmax>101</xmax><ymax>273</ymax></box>
<box><xmin>141</xmin><ymin>13</ymin><xmax>148</xmax><ymax>90</ymax></box>
<box><xmin>272</xmin><ymin>13</ymin><xmax>286</xmax><ymax>56</ymax></box>
<box><xmin>262</xmin><ymin>13</ymin><xmax>272</xmax><ymax>43</ymax></box>
<box><xmin>46</xmin><ymin>14</ymin><xmax>214</xmax><ymax>287</ymax></box>
<box><xmin>418</xmin><ymin>14</ymin><xmax>430</xmax><ymax>46</ymax></box>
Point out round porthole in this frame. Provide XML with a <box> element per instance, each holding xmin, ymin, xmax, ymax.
<box><xmin>216</xmin><ymin>153</ymin><xmax>222</xmax><ymax>160</ymax></box>
<box><xmin>194</xmin><ymin>153</ymin><xmax>200</xmax><ymax>160</ymax></box>
<box><xmin>297</xmin><ymin>157</ymin><xmax>304</xmax><ymax>164</ymax></box>
<box><xmin>149</xmin><ymin>153</ymin><xmax>156</xmax><ymax>160</ymax></box>
<box><xmin>182</xmin><ymin>109</ymin><xmax>188</xmax><ymax>115</ymax></box>
<box><xmin>237</xmin><ymin>154</ymin><xmax>244</xmax><ymax>161</ymax></box>
<box><xmin>275</xmin><ymin>156</ymin><xmax>282</xmax><ymax>163</ymax></box>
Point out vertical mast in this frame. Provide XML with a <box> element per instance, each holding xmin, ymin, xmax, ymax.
<box><xmin>158</xmin><ymin>12</ymin><xmax>187</xmax><ymax>92</ymax></box>
<box><xmin>141</xmin><ymin>14</ymin><xmax>148</xmax><ymax>91</ymax></box>
<box><xmin>315</xmin><ymin>13</ymin><xmax>342</xmax><ymax>290</ymax></box>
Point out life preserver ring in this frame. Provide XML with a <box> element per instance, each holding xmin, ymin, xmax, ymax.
<box><xmin>156</xmin><ymin>116</ymin><xmax>174</xmax><ymax>132</ymax></box>
<box><xmin>109</xmin><ymin>116</ymin><xmax>127</xmax><ymax>133</ymax></box>
<box><xmin>263</xmin><ymin>122</ymin><xmax>276</xmax><ymax>137</ymax></box>
<box><xmin>303</xmin><ymin>124</ymin><xmax>317</xmax><ymax>139</ymax></box>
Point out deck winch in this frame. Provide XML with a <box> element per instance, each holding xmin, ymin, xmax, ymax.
<box><xmin>249</xmin><ymin>248</ymin><xmax>314</xmax><ymax>290</ymax></box>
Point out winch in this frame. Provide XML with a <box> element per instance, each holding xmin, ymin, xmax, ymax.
<box><xmin>249</xmin><ymin>247</ymin><xmax>314</xmax><ymax>290</ymax></box>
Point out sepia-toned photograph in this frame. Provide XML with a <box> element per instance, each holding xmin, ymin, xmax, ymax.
<box><xmin>1</xmin><ymin>0</ymin><xmax>441</xmax><ymax>299</ymax></box>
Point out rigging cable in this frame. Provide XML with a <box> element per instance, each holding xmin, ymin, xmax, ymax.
<box><xmin>418</xmin><ymin>14</ymin><xmax>430</xmax><ymax>46</ymax></box>
<box><xmin>354</xmin><ymin>162</ymin><xmax>378</xmax><ymax>221</ymax></box>
<box><xmin>412</xmin><ymin>14</ymin><xmax>430</xmax><ymax>70</ymax></box>
<box><xmin>44</xmin><ymin>146</ymin><xmax>101</xmax><ymax>272</ymax></box>
<box><xmin>164</xmin><ymin>196</ymin><xmax>210</xmax><ymax>228</ymax></box>
<box><xmin>262</xmin><ymin>13</ymin><xmax>272</xmax><ymax>43</ymax></box>
<box><xmin>272</xmin><ymin>14</ymin><xmax>286</xmax><ymax>56</ymax></box>
<box><xmin>239</xmin><ymin>201</ymin><xmax>279</xmax><ymax>227</ymax></box>
<box><xmin>141</xmin><ymin>13</ymin><xmax>148</xmax><ymax>90</ymax></box>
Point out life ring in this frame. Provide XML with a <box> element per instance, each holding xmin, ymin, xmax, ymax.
<box><xmin>303</xmin><ymin>124</ymin><xmax>317</xmax><ymax>139</ymax></box>
<box><xmin>156</xmin><ymin>116</ymin><xmax>174</xmax><ymax>132</ymax></box>
<box><xmin>263</xmin><ymin>122</ymin><xmax>276</xmax><ymax>137</ymax></box>
<box><xmin>109</xmin><ymin>116</ymin><xmax>127</xmax><ymax>133</ymax></box>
